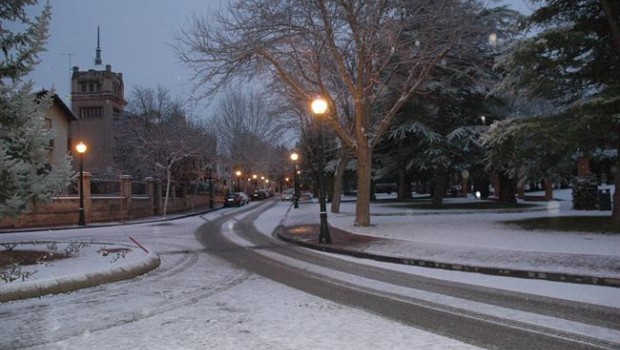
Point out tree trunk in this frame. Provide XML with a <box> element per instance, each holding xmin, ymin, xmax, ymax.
<box><xmin>163</xmin><ymin>168</ymin><xmax>171</xmax><ymax>217</ymax></box>
<box><xmin>461</xmin><ymin>174</ymin><xmax>469</xmax><ymax>198</ymax></box>
<box><xmin>431</xmin><ymin>172</ymin><xmax>448</xmax><ymax>207</ymax></box>
<box><xmin>398</xmin><ymin>172</ymin><xmax>413</xmax><ymax>200</ymax></box>
<box><xmin>355</xmin><ymin>141</ymin><xmax>372</xmax><ymax>226</ymax></box>
<box><xmin>517</xmin><ymin>185</ymin><xmax>525</xmax><ymax>199</ymax></box>
<box><xmin>498</xmin><ymin>172</ymin><xmax>517</xmax><ymax>203</ymax></box>
<box><xmin>613</xmin><ymin>143</ymin><xmax>620</xmax><ymax>222</ymax></box>
<box><xmin>330</xmin><ymin>147</ymin><xmax>349</xmax><ymax>213</ymax></box>
<box><xmin>544</xmin><ymin>178</ymin><xmax>554</xmax><ymax>201</ymax></box>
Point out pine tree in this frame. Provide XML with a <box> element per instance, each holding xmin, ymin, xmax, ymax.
<box><xmin>374</xmin><ymin>4</ymin><xmax>521</xmax><ymax>205</ymax></box>
<box><xmin>494</xmin><ymin>0</ymin><xmax>620</xmax><ymax>220</ymax></box>
<box><xmin>0</xmin><ymin>1</ymin><xmax>74</xmax><ymax>216</ymax></box>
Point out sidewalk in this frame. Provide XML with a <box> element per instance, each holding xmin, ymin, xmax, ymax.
<box><xmin>277</xmin><ymin>190</ymin><xmax>620</xmax><ymax>288</ymax></box>
<box><xmin>0</xmin><ymin>206</ymin><xmax>220</xmax><ymax>235</ymax></box>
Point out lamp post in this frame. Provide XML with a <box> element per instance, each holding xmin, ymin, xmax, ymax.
<box><xmin>290</xmin><ymin>152</ymin><xmax>299</xmax><ymax>209</ymax></box>
<box><xmin>76</xmin><ymin>141</ymin><xmax>87</xmax><ymax>226</ymax></box>
<box><xmin>206</xmin><ymin>165</ymin><xmax>213</xmax><ymax>209</ymax></box>
<box><xmin>251</xmin><ymin>174</ymin><xmax>257</xmax><ymax>193</ymax></box>
<box><xmin>235</xmin><ymin>170</ymin><xmax>242</xmax><ymax>192</ymax></box>
<box><xmin>310</xmin><ymin>96</ymin><xmax>332</xmax><ymax>244</ymax></box>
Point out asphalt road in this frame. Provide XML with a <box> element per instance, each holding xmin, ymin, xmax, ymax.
<box><xmin>1</xmin><ymin>201</ymin><xmax>618</xmax><ymax>349</ymax></box>
<box><xmin>196</xmin><ymin>201</ymin><xmax>620</xmax><ymax>350</ymax></box>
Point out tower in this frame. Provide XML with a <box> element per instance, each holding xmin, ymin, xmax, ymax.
<box><xmin>94</xmin><ymin>26</ymin><xmax>103</xmax><ymax>66</ymax></box>
<box><xmin>70</xmin><ymin>27</ymin><xmax>126</xmax><ymax>176</ymax></box>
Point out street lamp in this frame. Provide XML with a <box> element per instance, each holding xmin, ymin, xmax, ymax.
<box><xmin>76</xmin><ymin>141</ymin><xmax>87</xmax><ymax>226</ymax></box>
<box><xmin>206</xmin><ymin>164</ymin><xmax>214</xmax><ymax>209</ymax></box>
<box><xmin>290</xmin><ymin>152</ymin><xmax>299</xmax><ymax>209</ymax></box>
<box><xmin>310</xmin><ymin>96</ymin><xmax>332</xmax><ymax>244</ymax></box>
<box><xmin>235</xmin><ymin>170</ymin><xmax>242</xmax><ymax>192</ymax></box>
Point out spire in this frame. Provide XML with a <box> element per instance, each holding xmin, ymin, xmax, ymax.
<box><xmin>94</xmin><ymin>26</ymin><xmax>102</xmax><ymax>66</ymax></box>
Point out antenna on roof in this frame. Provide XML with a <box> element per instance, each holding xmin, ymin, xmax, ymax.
<box><xmin>59</xmin><ymin>52</ymin><xmax>75</xmax><ymax>100</ymax></box>
<box><xmin>94</xmin><ymin>26</ymin><xmax>103</xmax><ymax>66</ymax></box>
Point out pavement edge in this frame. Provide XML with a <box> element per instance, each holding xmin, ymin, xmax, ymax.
<box><xmin>275</xmin><ymin>225</ymin><xmax>620</xmax><ymax>289</ymax></box>
<box><xmin>0</xmin><ymin>251</ymin><xmax>161</xmax><ymax>303</ymax></box>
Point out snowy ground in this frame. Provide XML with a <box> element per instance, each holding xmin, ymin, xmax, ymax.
<box><xmin>0</xmin><ymin>207</ymin><xmax>486</xmax><ymax>350</ymax></box>
<box><xmin>0</xmin><ymin>188</ymin><xmax>618</xmax><ymax>349</ymax></box>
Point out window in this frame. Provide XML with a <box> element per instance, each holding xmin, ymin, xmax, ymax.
<box><xmin>79</xmin><ymin>107</ymin><xmax>103</xmax><ymax>119</ymax></box>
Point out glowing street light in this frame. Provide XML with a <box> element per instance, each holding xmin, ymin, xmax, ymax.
<box><xmin>76</xmin><ymin>141</ymin><xmax>87</xmax><ymax>226</ymax></box>
<box><xmin>311</xmin><ymin>97</ymin><xmax>328</xmax><ymax>115</ymax></box>
<box><xmin>310</xmin><ymin>96</ymin><xmax>331</xmax><ymax>244</ymax></box>
<box><xmin>235</xmin><ymin>170</ymin><xmax>242</xmax><ymax>191</ymax></box>
<box><xmin>290</xmin><ymin>152</ymin><xmax>299</xmax><ymax>209</ymax></box>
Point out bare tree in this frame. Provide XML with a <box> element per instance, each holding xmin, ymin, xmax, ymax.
<box><xmin>116</xmin><ymin>86</ymin><xmax>215</xmax><ymax>216</ymax></box>
<box><xmin>208</xmin><ymin>88</ymin><xmax>291</xmax><ymax>176</ymax></box>
<box><xmin>177</xmin><ymin>0</ymin><xmax>488</xmax><ymax>226</ymax></box>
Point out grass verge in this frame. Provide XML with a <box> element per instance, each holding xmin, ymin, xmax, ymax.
<box><xmin>505</xmin><ymin>216</ymin><xmax>619</xmax><ymax>234</ymax></box>
<box><xmin>386</xmin><ymin>201</ymin><xmax>537</xmax><ymax>210</ymax></box>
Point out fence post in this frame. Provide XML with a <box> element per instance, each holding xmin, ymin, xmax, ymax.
<box><xmin>145</xmin><ymin>177</ymin><xmax>161</xmax><ymax>216</ymax></box>
<box><xmin>83</xmin><ymin>172</ymin><xmax>92</xmax><ymax>222</ymax></box>
<box><xmin>120</xmin><ymin>175</ymin><xmax>132</xmax><ymax>220</ymax></box>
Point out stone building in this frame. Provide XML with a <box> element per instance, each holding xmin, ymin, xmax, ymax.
<box><xmin>70</xmin><ymin>27</ymin><xmax>126</xmax><ymax>176</ymax></box>
<box><xmin>38</xmin><ymin>91</ymin><xmax>78</xmax><ymax>167</ymax></box>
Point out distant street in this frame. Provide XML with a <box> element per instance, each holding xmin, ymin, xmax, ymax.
<box><xmin>0</xmin><ymin>202</ymin><xmax>618</xmax><ymax>349</ymax></box>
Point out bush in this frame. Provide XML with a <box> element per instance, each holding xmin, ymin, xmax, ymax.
<box><xmin>572</xmin><ymin>175</ymin><xmax>598</xmax><ymax>210</ymax></box>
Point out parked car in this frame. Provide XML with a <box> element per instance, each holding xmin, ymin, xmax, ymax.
<box><xmin>281</xmin><ymin>188</ymin><xmax>295</xmax><ymax>201</ymax></box>
<box><xmin>252</xmin><ymin>189</ymin><xmax>268</xmax><ymax>201</ymax></box>
<box><xmin>235</xmin><ymin>192</ymin><xmax>250</xmax><ymax>205</ymax></box>
<box><xmin>224</xmin><ymin>193</ymin><xmax>243</xmax><ymax>207</ymax></box>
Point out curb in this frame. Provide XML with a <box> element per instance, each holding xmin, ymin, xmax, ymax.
<box><xmin>0</xmin><ymin>207</ymin><xmax>222</xmax><ymax>235</ymax></box>
<box><xmin>0</xmin><ymin>251</ymin><xmax>160</xmax><ymax>303</ymax></box>
<box><xmin>275</xmin><ymin>225</ymin><xmax>620</xmax><ymax>288</ymax></box>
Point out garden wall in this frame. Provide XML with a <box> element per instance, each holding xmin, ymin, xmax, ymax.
<box><xmin>0</xmin><ymin>174</ymin><xmax>223</xmax><ymax>229</ymax></box>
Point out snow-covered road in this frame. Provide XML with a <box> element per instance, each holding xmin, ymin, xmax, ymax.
<box><xmin>0</xmin><ymin>200</ymin><xmax>618</xmax><ymax>349</ymax></box>
<box><xmin>0</xmin><ymin>205</ymin><xmax>483</xmax><ymax>349</ymax></box>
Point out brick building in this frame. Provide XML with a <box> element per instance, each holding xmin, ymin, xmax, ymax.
<box><xmin>70</xmin><ymin>27</ymin><xmax>126</xmax><ymax>176</ymax></box>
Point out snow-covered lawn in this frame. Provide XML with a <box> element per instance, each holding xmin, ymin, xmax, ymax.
<box><xmin>0</xmin><ymin>239</ymin><xmax>158</xmax><ymax>301</ymax></box>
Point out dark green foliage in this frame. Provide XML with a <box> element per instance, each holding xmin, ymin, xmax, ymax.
<box><xmin>501</xmin><ymin>0</ymin><xmax>619</xmax><ymax>104</ymax></box>
<box><xmin>505</xmin><ymin>216</ymin><xmax>620</xmax><ymax>234</ymax></box>
<box><xmin>572</xmin><ymin>175</ymin><xmax>598</xmax><ymax>210</ymax></box>
<box><xmin>494</xmin><ymin>0</ymin><xmax>619</xmax><ymax>155</ymax></box>
<box><xmin>489</xmin><ymin>0</ymin><xmax>619</xmax><ymax>216</ymax></box>
<box><xmin>0</xmin><ymin>0</ymin><xmax>51</xmax><ymax>83</ymax></box>
<box><xmin>373</xmin><ymin>4</ymin><xmax>522</xmax><ymax>203</ymax></box>
<box><xmin>386</xmin><ymin>200</ymin><xmax>535</xmax><ymax>210</ymax></box>
<box><xmin>0</xmin><ymin>2</ymin><xmax>75</xmax><ymax>216</ymax></box>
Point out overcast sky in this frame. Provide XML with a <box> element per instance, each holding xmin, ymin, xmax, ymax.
<box><xmin>28</xmin><ymin>0</ymin><xmax>226</xmax><ymax>111</ymax></box>
<box><xmin>27</xmin><ymin>0</ymin><xmax>532</xmax><ymax>115</ymax></box>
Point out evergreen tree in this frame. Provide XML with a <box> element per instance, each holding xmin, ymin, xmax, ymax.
<box><xmin>0</xmin><ymin>1</ymin><xmax>74</xmax><ymax>216</ymax></box>
<box><xmin>494</xmin><ymin>0</ymin><xmax>620</xmax><ymax>220</ymax></box>
<box><xmin>375</xmin><ymin>4</ymin><xmax>520</xmax><ymax>204</ymax></box>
